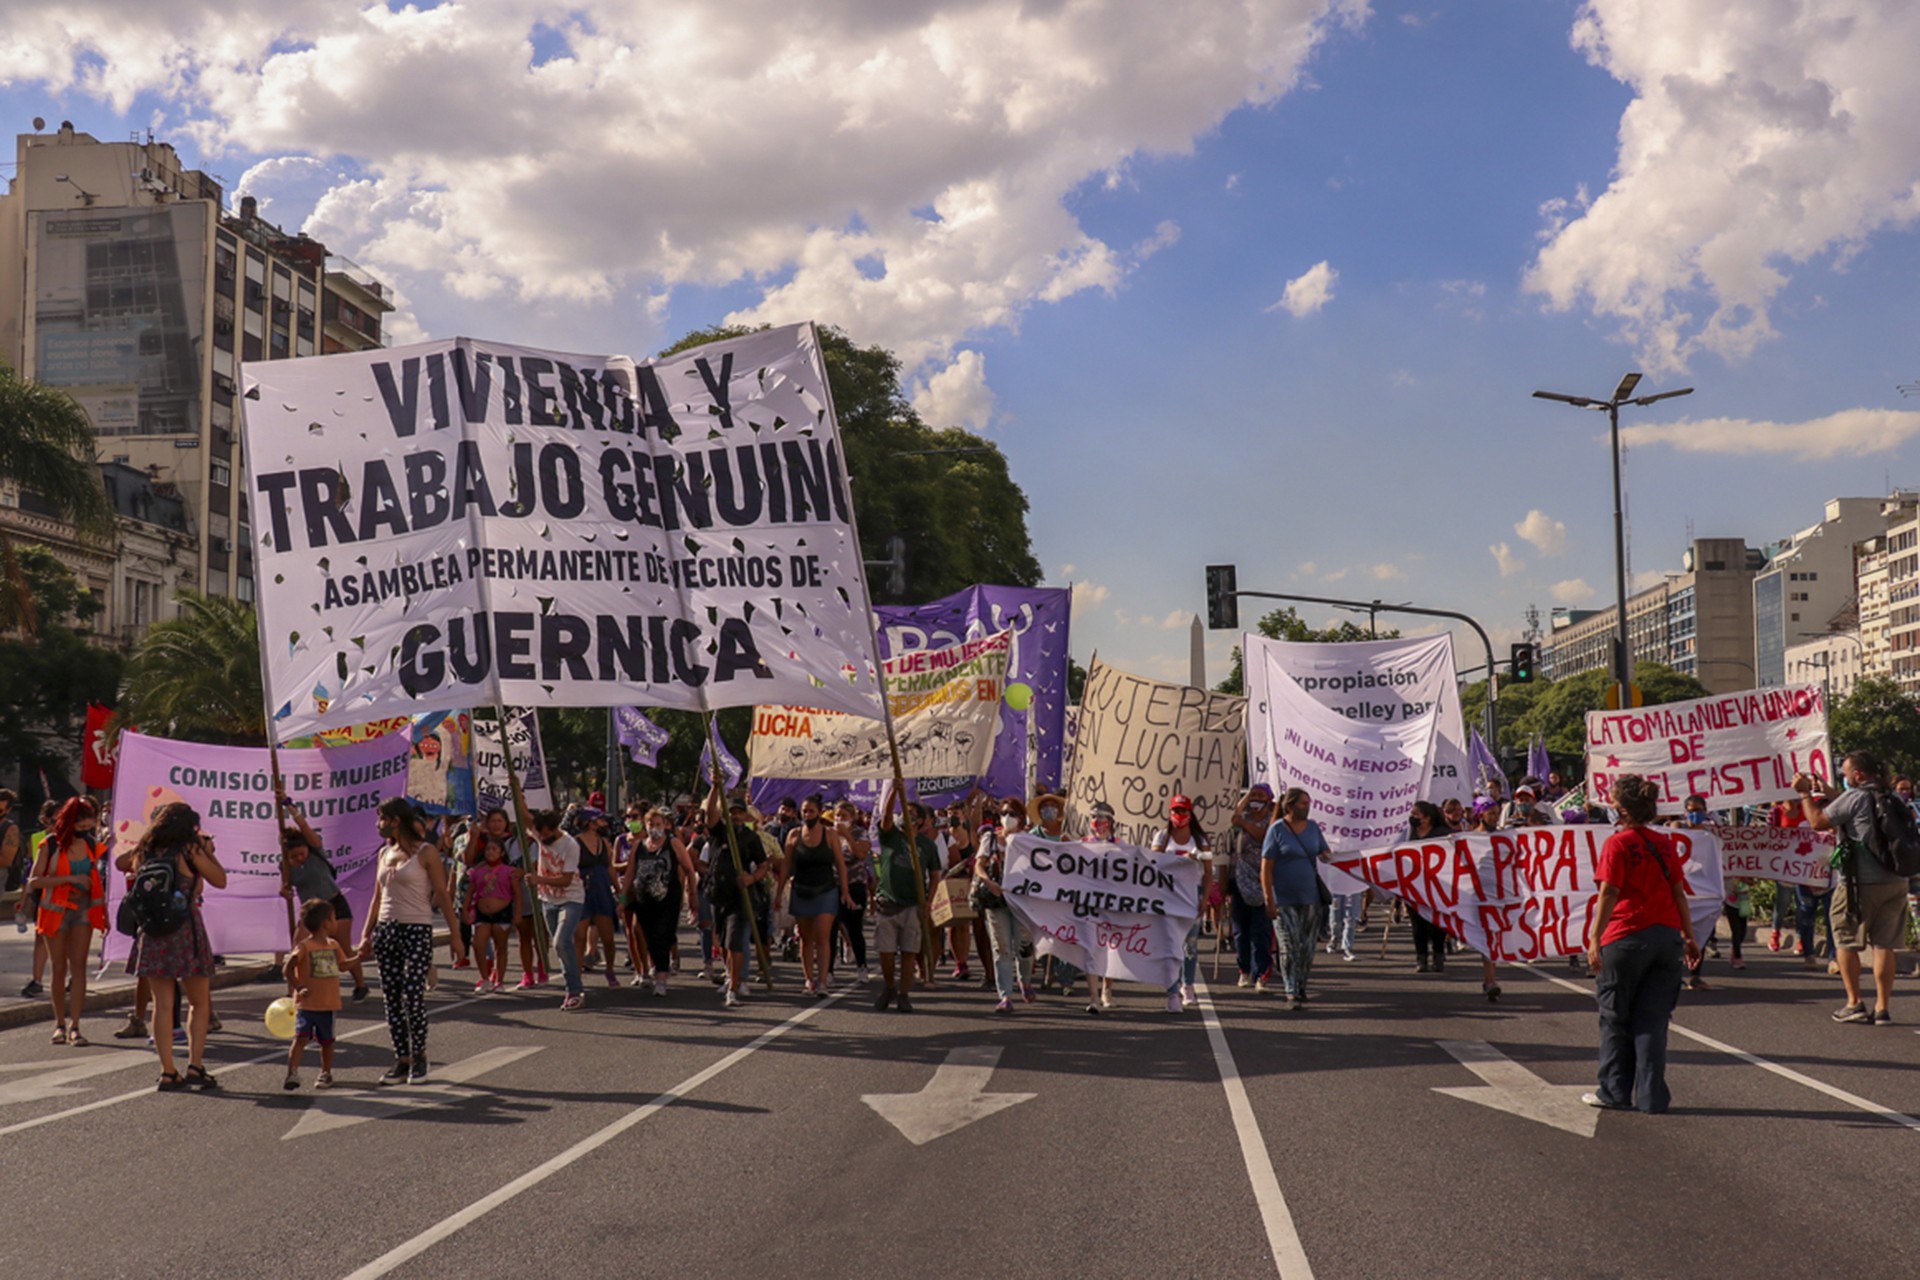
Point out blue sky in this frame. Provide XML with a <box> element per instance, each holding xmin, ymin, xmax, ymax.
<box><xmin>7</xmin><ymin>1</ymin><xmax>1919</xmax><ymax>686</ymax></box>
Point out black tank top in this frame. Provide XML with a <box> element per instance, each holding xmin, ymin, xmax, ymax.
<box><xmin>790</xmin><ymin>826</ymin><xmax>836</xmax><ymax>893</ymax></box>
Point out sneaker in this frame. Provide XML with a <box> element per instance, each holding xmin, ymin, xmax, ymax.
<box><xmin>1237</xmin><ymin>974</ymin><xmax>1252</xmax><ymax>988</ymax></box>
<box><xmin>994</xmin><ymin>998</ymin><xmax>1013</xmax><ymax>1014</ymax></box>
<box><xmin>696</xmin><ymin>968</ymin><xmax>710</xmax><ymax>982</ymax></box>
<box><xmin>1871</xmin><ymin>1008</ymin><xmax>1894</xmax><ymax>1026</ymax></box>
<box><xmin>1730</xmin><ymin>958</ymin><xmax>1746</xmax><ymax>969</ymax></box>
<box><xmin>207</xmin><ymin>1015</ymin><xmax>223</xmax><ymax>1033</ymax></box>
<box><xmin>605</xmin><ymin>971</ymin><xmax>620</xmax><ymax>988</ymax></box>
<box><xmin>489</xmin><ymin>979</ymin><xmax>506</xmax><ymax>993</ymax></box>
<box><xmin>536</xmin><ymin>966</ymin><xmax>550</xmax><ymax>986</ymax></box>
<box><xmin>474</xmin><ymin>979</ymin><xmax>490</xmax><ymax>994</ymax></box>
<box><xmin>1768</xmin><ymin>929</ymin><xmax>1782</xmax><ymax>952</ymax></box>
<box><xmin>1416</xmin><ymin>959</ymin><xmax>1430</xmax><ymax>973</ymax></box>
<box><xmin>283</xmin><ymin>1073</ymin><xmax>301</xmax><ymax>1092</ymax></box>
<box><xmin>515</xmin><ymin>974</ymin><xmax>535</xmax><ymax>990</ymax></box>
<box><xmin>1581</xmin><ymin>1092</ymin><xmax>1629</xmax><ymax>1110</ymax></box>
<box><xmin>1101</xmin><ymin>990</ymin><xmax>1116</xmax><ymax>1010</ymax></box>
<box><xmin>874</xmin><ymin>987</ymin><xmax>895</xmax><ymax>1011</ymax></box>
<box><xmin>1341</xmin><ymin>949</ymin><xmax>1356</xmax><ymax>962</ymax></box>
<box><xmin>20</xmin><ymin>980</ymin><xmax>42</xmax><ymax>998</ymax></box>
<box><xmin>723</xmin><ymin>987</ymin><xmax>740</xmax><ymax>1008</ymax></box>
<box><xmin>560</xmin><ymin>993</ymin><xmax>585</xmax><ymax>1011</ymax></box>
<box><xmin>315</xmin><ymin>1071</ymin><xmax>334</xmax><ymax>1090</ymax></box>
<box><xmin>1288</xmin><ymin>995</ymin><xmax>1305</xmax><ymax>1010</ymax></box>
<box><xmin>1061</xmin><ymin>983</ymin><xmax>1076</xmax><ymax>999</ymax></box>
<box><xmin>1832</xmin><ymin>1002</ymin><xmax>1871</xmax><ymax>1024</ymax></box>
<box><xmin>1086</xmin><ymin>1002</ymin><xmax>1101</xmax><ymax>1016</ymax></box>
<box><xmin>1020</xmin><ymin>983</ymin><xmax>1037</xmax><ymax>1005</ymax></box>
<box><xmin>653</xmin><ymin>978</ymin><xmax>667</xmax><ymax>997</ymax></box>
<box><xmin>860</xmin><ymin>967</ymin><xmax>873</xmax><ymax>984</ymax></box>
<box><xmin>407</xmin><ymin>1061</ymin><xmax>429</xmax><ymax>1085</ymax></box>
<box><xmin>452</xmin><ymin>956</ymin><xmax>472</xmax><ymax>970</ymax></box>
<box><xmin>895</xmin><ymin>994</ymin><xmax>913</xmax><ymax>1014</ymax></box>
<box><xmin>1166</xmin><ymin>991</ymin><xmax>1184</xmax><ymax>1013</ymax></box>
<box><xmin>1180</xmin><ymin>984</ymin><xmax>1197</xmax><ymax>1007</ymax></box>
<box><xmin>378</xmin><ymin>1062</ymin><xmax>410</xmax><ymax>1086</ymax></box>
<box><xmin>113</xmin><ymin>1016</ymin><xmax>148</xmax><ymax>1040</ymax></box>
<box><xmin>352</xmin><ymin>985</ymin><xmax>370</xmax><ymax>1003</ymax></box>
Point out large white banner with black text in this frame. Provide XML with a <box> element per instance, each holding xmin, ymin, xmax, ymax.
<box><xmin>1000</xmin><ymin>833</ymin><xmax>1203</xmax><ymax>988</ymax></box>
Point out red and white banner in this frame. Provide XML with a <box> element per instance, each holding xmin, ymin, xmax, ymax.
<box><xmin>82</xmin><ymin>704</ymin><xmax>117</xmax><ymax>791</ymax></box>
<box><xmin>1710</xmin><ymin>823</ymin><xmax>1834</xmax><ymax>890</ymax></box>
<box><xmin>1000</xmin><ymin>833</ymin><xmax>1203</xmax><ymax>988</ymax></box>
<box><xmin>1585</xmin><ymin>684</ymin><xmax>1829</xmax><ymax>817</ymax></box>
<box><xmin>1331</xmin><ymin>826</ymin><xmax>1724</xmax><ymax>961</ymax></box>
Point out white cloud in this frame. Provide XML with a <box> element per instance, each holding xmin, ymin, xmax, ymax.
<box><xmin>1322</xmin><ymin>566</ymin><xmax>1351</xmax><ymax>583</ymax></box>
<box><xmin>1160</xmin><ymin>610</ymin><xmax>1192</xmax><ymax>629</ymax></box>
<box><xmin>1550</xmin><ymin>578</ymin><xmax>1595</xmax><ymax>604</ymax></box>
<box><xmin>1621</xmin><ymin>408</ymin><xmax>1920</xmax><ymax>461</ymax></box>
<box><xmin>1293</xmin><ymin>560</ymin><xmax>1318</xmax><ymax>579</ymax></box>
<box><xmin>912</xmin><ymin>350</ymin><xmax>996</xmax><ymax>433</ymax></box>
<box><xmin>1514</xmin><ymin>509</ymin><xmax>1568</xmax><ymax>556</ymax></box>
<box><xmin>1131</xmin><ymin>219</ymin><xmax>1182</xmax><ymax>263</ymax></box>
<box><xmin>3</xmin><ymin>2</ymin><xmax>1370</xmax><ymax>380</ymax></box>
<box><xmin>1369</xmin><ymin>563</ymin><xmax>1405</xmax><ymax>581</ymax></box>
<box><xmin>1224</xmin><ymin>171</ymin><xmax>1243</xmax><ymax>191</ymax></box>
<box><xmin>1073</xmin><ymin>581</ymin><xmax>1112</xmax><ymax>614</ymax></box>
<box><xmin>1526</xmin><ymin>0</ymin><xmax>1920</xmax><ymax>371</ymax></box>
<box><xmin>1269</xmin><ymin>260</ymin><xmax>1338</xmax><ymax>317</ymax></box>
<box><xmin>1059</xmin><ymin>563</ymin><xmax>1077</xmax><ymax>577</ymax></box>
<box><xmin>1490</xmin><ymin>542</ymin><xmax>1524</xmax><ymax>577</ymax></box>
<box><xmin>1387</xmin><ymin>368</ymin><xmax>1417</xmax><ymax>388</ymax></box>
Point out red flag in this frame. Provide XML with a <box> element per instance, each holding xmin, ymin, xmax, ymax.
<box><xmin>82</xmin><ymin>704</ymin><xmax>118</xmax><ymax>791</ymax></box>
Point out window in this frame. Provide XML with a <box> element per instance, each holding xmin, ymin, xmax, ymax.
<box><xmin>1791</xmin><ymin>613</ymin><xmax>1801</xmax><ymax>622</ymax></box>
<box><xmin>210</xmin><ymin>459</ymin><xmax>231</xmax><ymax>487</ymax></box>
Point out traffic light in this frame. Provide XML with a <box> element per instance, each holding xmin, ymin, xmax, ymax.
<box><xmin>884</xmin><ymin>535</ymin><xmax>907</xmax><ymax>598</ymax></box>
<box><xmin>1510</xmin><ymin>642</ymin><xmax>1536</xmax><ymax>682</ymax></box>
<box><xmin>1205</xmin><ymin>564</ymin><xmax>1239</xmax><ymax>630</ymax></box>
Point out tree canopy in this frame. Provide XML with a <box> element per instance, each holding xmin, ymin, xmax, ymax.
<box><xmin>0</xmin><ymin>363</ymin><xmax>112</xmax><ymax>637</ymax></box>
<box><xmin>115</xmin><ymin>592</ymin><xmax>266</xmax><ymax>746</ymax></box>
<box><xmin>659</xmin><ymin>325</ymin><xmax>1042</xmax><ymax>603</ymax></box>
<box><xmin>1461</xmin><ymin>662</ymin><xmax>1712</xmax><ymax>763</ymax></box>
<box><xmin>1828</xmin><ymin>676</ymin><xmax>1920</xmax><ymax>782</ymax></box>
<box><xmin>0</xmin><ymin>550</ymin><xmax>120</xmax><ymax>777</ymax></box>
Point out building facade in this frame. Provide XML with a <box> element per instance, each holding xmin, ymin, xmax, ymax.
<box><xmin>1751</xmin><ymin>497</ymin><xmax>1893</xmax><ymax>688</ymax></box>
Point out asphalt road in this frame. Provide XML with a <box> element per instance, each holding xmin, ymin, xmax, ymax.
<box><xmin>1</xmin><ymin>927</ymin><xmax>1916</xmax><ymax>1280</ymax></box>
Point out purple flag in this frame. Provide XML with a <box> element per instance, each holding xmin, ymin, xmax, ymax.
<box><xmin>1527</xmin><ymin>733</ymin><xmax>1552</xmax><ymax>786</ymax></box>
<box><xmin>1468</xmin><ymin>728</ymin><xmax>1505</xmax><ymax>796</ymax></box>
<box><xmin>614</xmin><ymin>706</ymin><xmax>670</xmax><ymax>768</ymax></box>
<box><xmin>699</xmin><ymin>723</ymin><xmax>744</xmax><ymax>790</ymax></box>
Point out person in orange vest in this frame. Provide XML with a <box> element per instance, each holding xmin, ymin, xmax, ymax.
<box><xmin>30</xmin><ymin>798</ymin><xmax>108</xmax><ymax>1046</ymax></box>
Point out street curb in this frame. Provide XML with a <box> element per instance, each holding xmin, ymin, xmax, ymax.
<box><xmin>0</xmin><ymin>959</ymin><xmax>283</xmax><ymax>1031</ymax></box>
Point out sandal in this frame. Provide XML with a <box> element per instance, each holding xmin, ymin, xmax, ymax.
<box><xmin>155</xmin><ymin>1071</ymin><xmax>186</xmax><ymax>1092</ymax></box>
<box><xmin>67</xmin><ymin>1027</ymin><xmax>90</xmax><ymax>1047</ymax></box>
<box><xmin>50</xmin><ymin>1026</ymin><xmax>68</xmax><ymax>1046</ymax></box>
<box><xmin>183</xmin><ymin>1064</ymin><xmax>220</xmax><ymax>1092</ymax></box>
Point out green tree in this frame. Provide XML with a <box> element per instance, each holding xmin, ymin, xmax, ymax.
<box><xmin>0</xmin><ymin>552</ymin><xmax>120</xmax><ymax>776</ymax></box>
<box><xmin>0</xmin><ymin>364</ymin><xmax>112</xmax><ymax>636</ymax></box>
<box><xmin>1214</xmin><ymin>606</ymin><xmax>1401</xmax><ymax>695</ymax></box>
<box><xmin>1462</xmin><ymin>662</ymin><xmax>1711</xmax><ymax>763</ymax></box>
<box><xmin>659</xmin><ymin>325</ymin><xmax>1042</xmax><ymax>602</ymax></box>
<box><xmin>116</xmin><ymin>592</ymin><xmax>265</xmax><ymax>745</ymax></box>
<box><xmin>1829</xmin><ymin>676</ymin><xmax>1920</xmax><ymax>780</ymax></box>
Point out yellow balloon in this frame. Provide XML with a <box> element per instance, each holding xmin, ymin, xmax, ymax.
<box><xmin>1004</xmin><ymin>682</ymin><xmax>1033</xmax><ymax>712</ymax></box>
<box><xmin>265</xmin><ymin>996</ymin><xmax>299</xmax><ymax>1040</ymax></box>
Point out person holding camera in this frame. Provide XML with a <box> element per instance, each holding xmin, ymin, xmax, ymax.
<box><xmin>117</xmin><ymin>802</ymin><xmax>228</xmax><ymax>1091</ymax></box>
<box><xmin>1796</xmin><ymin>755</ymin><xmax>1910</xmax><ymax>1025</ymax></box>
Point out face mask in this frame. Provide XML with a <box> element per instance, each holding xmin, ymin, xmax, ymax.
<box><xmin>804</xmin><ymin>815</ymin><xmax>820</xmax><ymax>829</ymax></box>
<box><xmin>646</xmin><ymin>827</ymin><xmax>667</xmax><ymax>843</ymax></box>
<box><xmin>626</xmin><ymin>820</ymin><xmax>646</xmax><ymax>835</ymax></box>
<box><xmin>1686</xmin><ymin>811</ymin><xmax>1706</xmax><ymax>826</ymax></box>
<box><xmin>1039</xmin><ymin>805</ymin><xmax>1060</xmax><ymax>822</ymax></box>
<box><xmin>1002</xmin><ymin>815</ymin><xmax>1024</xmax><ymax>831</ymax></box>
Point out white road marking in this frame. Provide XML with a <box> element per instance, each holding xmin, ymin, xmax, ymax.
<box><xmin>1518</xmin><ymin>963</ymin><xmax>1920</xmax><ymax>1132</ymax></box>
<box><xmin>341</xmin><ymin>986</ymin><xmax>850</xmax><ymax>1279</ymax></box>
<box><xmin>283</xmin><ymin>1047</ymin><xmax>543</xmax><ymax>1140</ymax></box>
<box><xmin>1194</xmin><ymin>981</ymin><xmax>1315</xmax><ymax>1280</ymax></box>
<box><xmin>0</xmin><ymin>1053</ymin><xmax>154</xmax><ymax>1106</ymax></box>
<box><xmin>1433</xmin><ymin>1040</ymin><xmax>1599</xmax><ymax>1138</ymax></box>
<box><xmin>861</xmin><ymin>1045</ymin><xmax>1035</xmax><ymax>1145</ymax></box>
<box><xmin>0</xmin><ymin>991</ymin><xmax>490</xmax><ymax>1140</ymax></box>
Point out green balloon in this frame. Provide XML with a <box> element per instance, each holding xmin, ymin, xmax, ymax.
<box><xmin>1005</xmin><ymin>682</ymin><xmax>1033</xmax><ymax>712</ymax></box>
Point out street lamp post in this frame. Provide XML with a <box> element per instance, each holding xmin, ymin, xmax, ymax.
<box><xmin>1533</xmin><ymin>373</ymin><xmax>1694</xmax><ymax>711</ymax></box>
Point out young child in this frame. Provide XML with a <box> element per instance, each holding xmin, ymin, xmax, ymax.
<box><xmin>284</xmin><ymin>898</ymin><xmax>349</xmax><ymax>1090</ymax></box>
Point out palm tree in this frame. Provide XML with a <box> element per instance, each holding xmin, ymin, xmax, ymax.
<box><xmin>0</xmin><ymin>363</ymin><xmax>112</xmax><ymax>636</ymax></box>
<box><xmin>117</xmin><ymin>591</ymin><xmax>265</xmax><ymax>745</ymax></box>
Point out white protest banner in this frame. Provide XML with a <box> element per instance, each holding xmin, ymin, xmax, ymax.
<box><xmin>1331</xmin><ymin>826</ymin><xmax>1725</xmax><ymax>960</ymax></box>
<box><xmin>241</xmin><ymin>323</ymin><xmax>885</xmax><ymax>742</ymax></box>
<box><xmin>1710</xmin><ymin>823</ymin><xmax>1835</xmax><ymax>890</ymax></box>
<box><xmin>474</xmin><ymin>707</ymin><xmax>553</xmax><ymax>814</ymax></box>
<box><xmin>748</xmin><ymin>630</ymin><xmax>1009</xmax><ymax>781</ymax></box>
<box><xmin>1585</xmin><ymin>683</ymin><xmax>1829</xmax><ymax>816</ymax></box>
<box><xmin>1245</xmin><ymin>632</ymin><xmax>1469</xmax><ymax>802</ymax></box>
<box><xmin>1250</xmin><ymin>646</ymin><xmax>1440</xmax><ymax>852</ymax></box>
<box><xmin>105</xmin><ymin>731</ymin><xmax>408</xmax><ymax>959</ymax></box>
<box><xmin>1064</xmin><ymin>658</ymin><xmax>1245</xmax><ymax>844</ymax></box>
<box><xmin>1000</xmin><ymin>833</ymin><xmax>1203</xmax><ymax>988</ymax></box>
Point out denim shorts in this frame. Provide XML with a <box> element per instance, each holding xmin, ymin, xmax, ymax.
<box><xmin>294</xmin><ymin>1010</ymin><xmax>336</xmax><ymax>1044</ymax></box>
<box><xmin>789</xmin><ymin>886</ymin><xmax>840</xmax><ymax>919</ymax></box>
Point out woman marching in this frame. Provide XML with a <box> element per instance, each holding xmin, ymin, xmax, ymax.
<box><xmin>358</xmin><ymin>797</ymin><xmax>466</xmax><ymax>1085</ymax></box>
<box><xmin>1405</xmin><ymin>802</ymin><xmax>1451</xmax><ymax>974</ymax></box>
<box><xmin>31</xmin><ymin>798</ymin><xmax>107</xmax><ymax>1046</ymax></box>
<box><xmin>570</xmin><ymin>808</ymin><xmax>622</xmax><ymax>988</ymax></box>
<box><xmin>619</xmin><ymin>805</ymin><xmax>696</xmax><ymax>996</ymax></box>
<box><xmin>116</xmin><ymin>802</ymin><xmax>227</xmax><ymax>1090</ymax></box>
<box><xmin>831</xmin><ymin>800</ymin><xmax>874</xmax><ymax>983</ymax></box>
<box><xmin>784</xmin><ymin>794</ymin><xmax>852</xmax><ymax>998</ymax></box>
<box><xmin>1150</xmin><ymin>794</ymin><xmax>1213</xmax><ymax>1014</ymax></box>
<box><xmin>1261</xmin><ymin>788</ymin><xmax>1331</xmax><ymax>1010</ymax></box>
<box><xmin>971</xmin><ymin>796</ymin><xmax>1036</xmax><ymax>1013</ymax></box>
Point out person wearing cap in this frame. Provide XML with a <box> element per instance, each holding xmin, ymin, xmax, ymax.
<box><xmin>1028</xmin><ymin>791</ymin><xmax>1086</xmax><ymax>998</ymax></box>
<box><xmin>1227</xmin><ymin>785</ymin><xmax>1277</xmax><ymax>988</ymax></box>
<box><xmin>701</xmin><ymin>780</ymin><xmax>779</xmax><ymax>1007</ymax></box>
<box><xmin>1082</xmin><ymin>801</ymin><xmax>1120</xmax><ymax>1010</ymax></box>
<box><xmin>1150</xmin><ymin>795</ymin><xmax>1213</xmax><ymax>1013</ymax></box>
<box><xmin>1501</xmin><ymin>782</ymin><xmax>1554</xmax><ymax>829</ymax></box>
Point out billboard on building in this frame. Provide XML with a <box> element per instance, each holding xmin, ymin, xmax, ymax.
<box><xmin>31</xmin><ymin>205</ymin><xmax>208</xmax><ymax>437</ymax></box>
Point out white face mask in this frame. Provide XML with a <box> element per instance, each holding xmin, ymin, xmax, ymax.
<box><xmin>1002</xmin><ymin>815</ymin><xmax>1024</xmax><ymax>832</ymax></box>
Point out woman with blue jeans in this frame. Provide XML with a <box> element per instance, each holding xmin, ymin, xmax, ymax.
<box><xmin>1227</xmin><ymin>786</ymin><xmax>1275</xmax><ymax>988</ymax></box>
<box><xmin>1262</xmin><ymin>788</ymin><xmax>1331</xmax><ymax>1010</ymax></box>
<box><xmin>530</xmin><ymin>810</ymin><xmax>587</xmax><ymax>1011</ymax></box>
<box><xmin>1151</xmin><ymin>795</ymin><xmax>1213</xmax><ymax>1014</ymax></box>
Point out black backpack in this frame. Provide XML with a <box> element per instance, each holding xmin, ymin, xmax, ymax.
<box><xmin>1860</xmin><ymin>787</ymin><xmax>1920</xmax><ymax>878</ymax></box>
<box><xmin>117</xmin><ymin>853</ymin><xmax>192</xmax><ymax>938</ymax></box>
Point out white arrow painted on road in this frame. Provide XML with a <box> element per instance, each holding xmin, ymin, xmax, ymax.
<box><xmin>283</xmin><ymin>1047</ymin><xmax>543</xmax><ymax>1141</ymax></box>
<box><xmin>862</xmin><ymin>1046</ymin><xmax>1035</xmax><ymax>1146</ymax></box>
<box><xmin>1431</xmin><ymin>1040</ymin><xmax>1600</xmax><ymax>1138</ymax></box>
<box><xmin>0</xmin><ymin>1054</ymin><xmax>150</xmax><ymax>1106</ymax></box>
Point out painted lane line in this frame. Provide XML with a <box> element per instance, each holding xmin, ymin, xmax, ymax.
<box><xmin>1518</xmin><ymin>963</ymin><xmax>1920</xmax><ymax>1132</ymax></box>
<box><xmin>0</xmin><ymin>991</ymin><xmax>490</xmax><ymax>1140</ymax></box>
<box><xmin>0</xmin><ymin>1054</ymin><xmax>160</xmax><ymax>1107</ymax></box>
<box><xmin>1194</xmin><ymin>981</ymin><xmax>1315</xmax><ymax>1280</ymax></box>
<box><xmin>342</xmin><ymin>986</ymin><xmax>851</xmax><ymax>1279</ymax></box>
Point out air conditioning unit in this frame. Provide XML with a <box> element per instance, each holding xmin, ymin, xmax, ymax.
<box><xmin>215</xmin><ymin>537</ymin><xmax>234</xmax><ymax>553</ymax></box>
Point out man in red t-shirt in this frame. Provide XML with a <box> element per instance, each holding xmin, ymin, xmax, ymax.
<box><xmin>1583</xmin><ymin>774</ymin><xmax>1701</xmax><ymax>1115</ymax></box>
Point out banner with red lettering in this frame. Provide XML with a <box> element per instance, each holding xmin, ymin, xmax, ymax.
<box><xmin>81</xmin><ymin>704</ymin><xmax>117</xmax><ymax>790</ymax></box>
<box><xmin>1331</xmin><ymin>827</ymin><xmax>1724</xmax><ymax>960</ymax></box>
<box><xmin>1710</xmin><ymin>823</ymin><xmax>1834</xmax><ymax>890</ymax></box>
<box><xmin>1585</xmin><ymin>683</ymin><xmax>1829</xmax><ymax>817</ymax></box>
